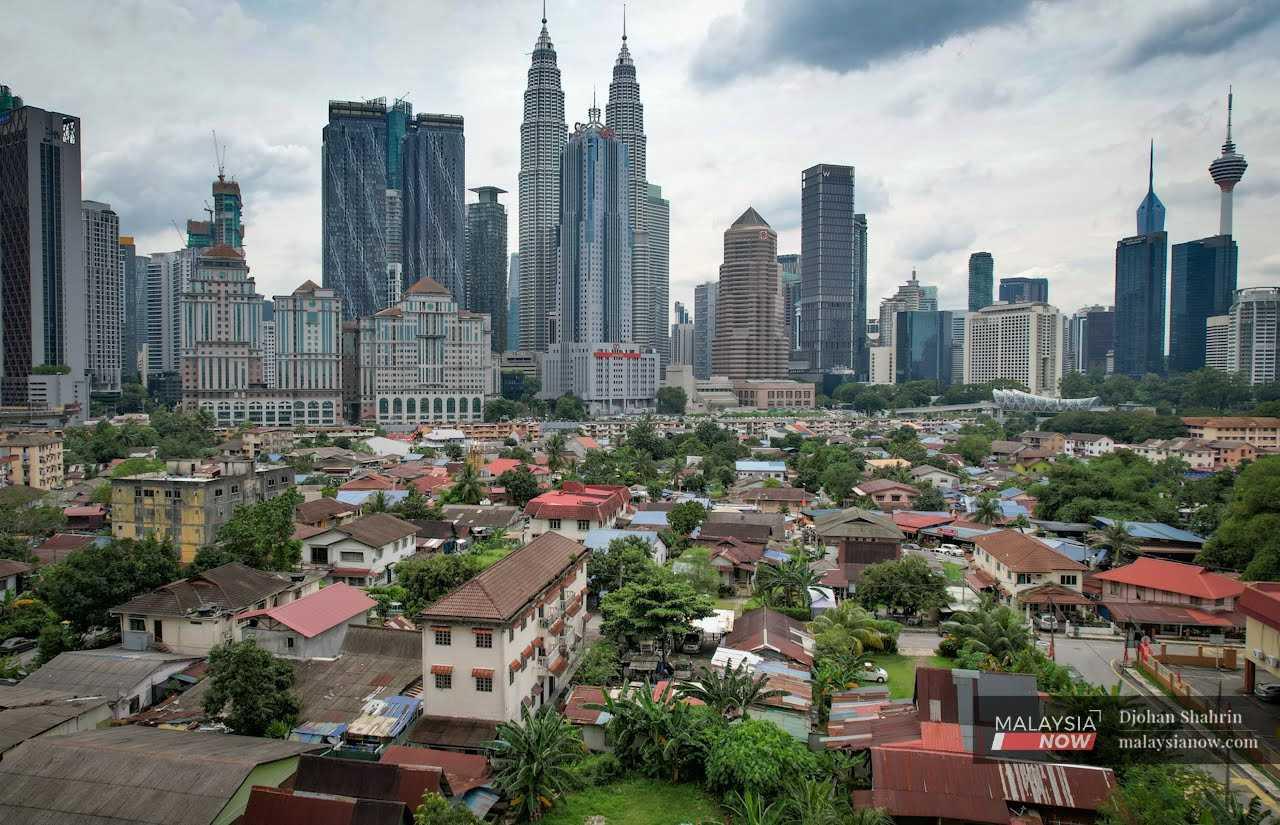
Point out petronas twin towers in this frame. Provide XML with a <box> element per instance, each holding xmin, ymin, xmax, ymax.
<box><xmin>517</xmin><ymin>8</ymin><xmax>668</xmax><ymax>364</ymax></box>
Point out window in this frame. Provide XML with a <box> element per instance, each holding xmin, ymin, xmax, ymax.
<box><xmin>434</xmin><ymin>628</ymin><xmax>451</xmax><ymax>646</ymax></box>
<box><xmin>128</xmin><ymin>617</ymin><xmax>146</xmax><ymax>632</ymax></box>
<box><xmin>1109</xmin><ymin>582</ymin><xmax>1121</xmax><ymax>595</ymax></box>
<box><xmin>1060</xmin><ymin>574</ymin><xmax>1078</xmax><ymax>586</ymax></box>
<box><xmin>286</xmin><ymin>637</ymin><xmax>295</xmax><ymax>649</ymax></box>
<box><xmin>1135</xmin><ymin>588</ymin><xmax>1146</xmax><ymax>600</ymax></box>
<box><xmin>475</xmin><ymin>676</ymin><xmax>493</xmax><ymax>693</ymax></box>
<box><xmin>475</xmin><ymin>630</ymin><xmax>493</xmax><ymax>649</ymax></box>
<box><xmin>435</xmin><ymin>673</ymin><xmax>452</xmax><ymax>690</ymax></box>
<box><xmin>508</xmin><ymin>627</ymin><xmax>515</xmax><ymax>642</ymax></box>
<box><xmin>577</xmin><ymin>520</ymin><xmax>590</xmax><ymax>531</ymax></box>
<box><xmin>509</xmin><ymin>669</ymin><xmax>515</xmax><ymax>685</ymax></box>
<box><xmin>311</xmin><ymin>547</ymin><xmax>329</xmax><ymax>565</ymax></box>
<box><xmin>1016</xmin><ymin>573</ymin><xmax>1034</xmax><ymax>585</ymax></box>
<box><xmin>340</xmin><ymin>551</ymin><xmax>364</xmax><ymax>562</ymax></box>
<box><xmin>548</xmin><ymin>518</ymin><xmax>561</xmax><ymax>530</ymax></box>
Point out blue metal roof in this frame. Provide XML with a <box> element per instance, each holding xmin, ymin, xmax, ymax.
<box><xmin>998</xmin><ymin>487</ymin><xmax>1025</xmax><ymax>499</ymax></box>
<box><xmin>335</xmin><ymin>490</ymin><xmax>410</xmax><ymax>506</ymax></box>
<box><xmin>629</xmin><ymin>510</ymin><xmax>670</xmax><ymax>527</ymax></box>
<box><xmin>735</xmin><ymin>460</ymin><xmax>786</xmax><ymax>472</ymax></box>
<box><xmin>583</xmin><ymin>528</ymin><xmax>665</xmax><ymax>551</ymax></box>
<box><xmin>1093</xmin><ymin>517</ymin><xmax>1205</xmax><ymax>545</ymax></box>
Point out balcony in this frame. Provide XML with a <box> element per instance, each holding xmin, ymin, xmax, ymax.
<box><xmin>537</xmin><ymin>596</ymin><xmax>569</xmax><ymax>628</ymax></box>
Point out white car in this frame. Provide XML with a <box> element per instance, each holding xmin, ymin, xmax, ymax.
<box><xmin>855</xmin><ymin>662</ymin><xmax>889</xmax><ymax>683</ymax></box>
<box><xmin>1038</xmin><ymin>614</ymin><xmax>1059</xmax><ymax>631</ymax></box>
<box><xmin>937</xmin><ymin>544</ymin><xmax>964</xmax><ymax>557</ymax></box>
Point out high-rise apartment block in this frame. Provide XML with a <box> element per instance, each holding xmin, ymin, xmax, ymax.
<box><xmin>968</xmin><ymin>252</ymin><xmax>993</xmax><ymax>311</ymax></box>
<box><xmin>798</xmin><ymin>163</ymin><xmax>862</xmax><ymax>375</ymax></box>
<box><xmin>83</xmin><ymin>200</ymin><xmax>121</xmax><ymax>394</ymax></box>
<box><xmin>998</xmin><ymin>277</ymin><xmax>1049</xmax><ymax>304</ymax></box>
<box><xmin>1066</xmin><ymin>305</ymin><xmax>1114</xmax><ymax>374</ymax></box>
<box><xmin>877</xmin><ymin>271</ymin><xmax>927</xmax><ymax>349</ymax></box>
<box><xmin>465</xmin><ymin>186</ymin><xmax>508</xmax><ymax>352</ymax></box>
<box><xmin>355</xmin><ymin>277</ymin><xmax>490</xmax><ymax>428</ymax></box>
<box><xmin>694</xmin><ymin>281</ymin><xmax>717</xmax><ymax>380</ymax></box>
<box><xmin>964</xmin><ymin>302</ymin><xmax>1064</xmax><ymax>396</ymax></box>
<box><xmin>1115</xmin><ymin>144</ymin><xmax>1167</xmax><ymax>378</ymax></box>
<box><xmin>517</xmin><ymin>15</ymin><xmax>567</xmax><ymax>353</ymax></box>
<box><xmin>1207</xmin><ymin>288</ymin><xmax>1278</xmax><ymax>386</ymax></box>
<box><xmin>1170</xmin><ymin>235</ymin><xmax>1237</xmax><ymax>373</ymax></box>
<box><xmin>402</xmin><ymin>113</ymin><xmax>465</xmax><ymax>302</ymax></box>
<box><xmin>645</xmin><ymin>183</ymin><xmax>670</xmax><ymax>365</ymax></box>
<box><xmin>712</xmin><ymin>208</ymin><xmax>788</xmax><ymax>380</ymax></box>
<box><xmin>507</xmin><ymin>253</ymin><xmax>521</xmax><ymax>351</ymax></box>
<box><xmin>119</xmin><ymin>235</ymin><xmax>149</xmax><ymax>384</ymax></box>
<box><xmin>778</xmin><ymin>253</ymin><xmax>800</xmax><ymax>351</ymax></box>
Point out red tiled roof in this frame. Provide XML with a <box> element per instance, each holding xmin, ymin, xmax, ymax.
<box><xmin>973</xmin><ymin>530</ymin><xmax>1086</xmax><ymax>573</ymax></box>
<box><xmin>292</xmin><ymin>524</ymin><xmax>328</xmax><ymax>541</ymax></box>
<box><xmin>740</xmin><ymin>486</ymin><xmax>812</xmax><ymax>503</ymax></box>
<box><xmin>1103</xmin><ymin>602</ymin><xmax>1242</xmax><ymax>628</ymax></box>
<box><xmin>410</xmin><ymin>474</ymin><xmax>453</xmax><ymax>494</ymax></box>
<box><xmin>855</xmin><ymin>479</ymin><xmax>920</xmax><ymax>495</ymax></box>
<box><xmin>236</xmin><ymin>582</ymin><xmax>375</xmax><ymax>638</ymax></box>
<box><xmin>564</xmin><ymin>686</ymin><xmax>608</xmax><ymax>725</ymax></box>
<box><xmin>523</xmin><ymin>482</ymin><xmax>629</xmax><ymax>523</ymax></box>
<box><xmin>471</xmin><ymin>668</ymin><xmax>494</xmax><ymax>678</ymax></box>
<box><xmin>1239</xmin><ymin>583</ymin><xmax>1280</xmax><ymax>629</ymax></box>
<box><xmin>0</xmin><ymin>559</ymin><xmax>33</xmax><ymax>578</ymax></box>
<box><xmin>294</xmin><ymin>497</ymin><xmax>357</xmax><ymax>524</ymax></box>
<box><xmin>892</xmin><ymin>511</ymin><xmax>956</xmax><ymax>532</ymax></box>
<box><xmin>339</xmin><ymin>473</ymin><xmax>398</xmax><ymax>491</ymax></box>
<box><xmin>62</xmin><ymin>505</ymin><xmax>106</xmax><ymax>517</ymax></box>
<box><xmin>430</xmin><ymin>665</ymin><xmax>453</xmax><ymax>675</ymax></box>
<box><xmin>1091</xmin><ymin>557</ymin><xmax>1243</xmax><ymax>600</ymax></box>
<box><xmin>421</xmin><ymin>532</ymin><xmax>588</xmax><ymax>622</ymax></box>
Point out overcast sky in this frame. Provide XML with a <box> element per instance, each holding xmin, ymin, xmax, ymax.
<box><xmin>4</xmin><ymin>0</ymin><xmax>1278</xmax><ymax>319</ymax></box>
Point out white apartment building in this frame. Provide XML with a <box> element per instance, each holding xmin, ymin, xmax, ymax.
<box><xmin>260</xmin><ymin>319</ymin><xmax>277</xmax><ymax>389</ymax></box>
<box><xmin>83</xmin><ymin>201</ymin><xmax>121</xmax><ymax>394</ymax></box>
<box><xmin>1063</xmin><ymin>433</ymin><xmax>1116</xmax><ymax>458</ymax></box>
<box><xmin>540</xmin><ymin>343</ymin><xmax>659</xmax><ymax>416</ymax></box>
<box><xmin>1228</xmin><ymin>288</ymin><xmax>1278</xmax><ymax>386</ymax></box>
<box><xmin>869</xmin><ymin>345</ymin><xmax>895</xmax><ymax>385</ymax></box>
<box><xmin>357</xmin><ymin>277</ymin><xmax>491</xmax><ymax>428</ymax></box>
<box><xmin>1205</xmin><ymin>314</ymin><xmax>1234</xmax><ymax>373</ymax></box>
<box><xmin>964</xmin><ymin>302</ymin><xmax>1064</xmax><ymax>396</ymax></box>
<box><xmin>420</xmin><ymin>532</ymin><xmax>591</xmax><ymax>724</ymax></box>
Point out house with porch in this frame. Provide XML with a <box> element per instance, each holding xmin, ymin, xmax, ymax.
<box><xmin>852</xmin><ymin>479</ymin><xmax>920</xmax><ymax>512</ymax></box>
<box><xmin>1092</xmin><ymin>557</ymin><xmax>1243</xmax><ymax>637</ymax></box>
<box><xmin>523</xmin><ymin>482</ymin><xmax>631</xmax><ymax>542</ymax></box>
<box><xmin>298</xmin><ymin>512</ymin><xmax>419</xmax><ymax>586</ymax></box>
<box><xmin>968</xmin><ymin>530</ymin><xmax>1087</xmax><ymax>607</ymax></box>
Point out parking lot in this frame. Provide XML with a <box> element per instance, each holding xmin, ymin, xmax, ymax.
<box><xmin>1171</xmin><ymin>665</ymin><xmax>1280</xmax><ymax>752</ymax></box>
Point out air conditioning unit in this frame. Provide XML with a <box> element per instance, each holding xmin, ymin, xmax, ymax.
<box><xmin>1253</xmin><ymin>648</ymin><xmax>1265</xmax><ymax>662</ymax></box>
<box><xmin>1269</xmin><ymin>654</ymin><xmax>1280</xmax><ymax>668</ymax></box>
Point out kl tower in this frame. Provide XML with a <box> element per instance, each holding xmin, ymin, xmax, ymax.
<box><xmin>1209</xmin><ymin>87</ymin><xmax>1248</xmax><ymax>236</ymax></box>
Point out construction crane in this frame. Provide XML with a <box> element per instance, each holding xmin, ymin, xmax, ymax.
<box><xmin>211</xmin><ymin>129</ymin><xmax>228</xmax><ymax>181</ymax></box>
<box><xmin>170</xmin><ymin>219</ymin><xmax>186</xmax><ymax>247</ymax></box>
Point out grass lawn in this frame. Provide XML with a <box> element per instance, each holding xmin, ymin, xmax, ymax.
<box><xmin>942</xmin><ymin>561</ymin><xmax>964</xmax><ymax>583</ymax></box>
<box><xmin>866</xmin><ymin>652</ymin><xmax>955</xmax><ymax>699</ymax></box>
<box><xmin>541</xmin><ymin>778</ymin><xmax>722</xmax><ymax>825</ymax></box>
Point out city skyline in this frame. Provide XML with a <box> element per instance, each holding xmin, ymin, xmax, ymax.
<box><xmin>2</xmin><ymin>1</ymin><xmax>1277</xmax><ymax>324</ymax></box>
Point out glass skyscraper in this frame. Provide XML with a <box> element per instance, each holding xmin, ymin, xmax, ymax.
<box><xmin>465</xmin><ymin>186</ymin><xmax>508</xmax><ymax>352</ymax></box>
<box><xmin>507</xmin><ymin>253</ymin><xmax>520</xmax><ymax>351</ymax></box>
<box><xmin>798</xmin><ymin>163</ymin><xmax>859</xmax><ymax>374</ymax></box>
<box><xmin>998</xmin><ymin>276</ymin><xmax>1048</xmax><ymax>304</ymax></box>
<box><xmin>323</xmin><ymin>99</ymin><xmax>391</xmax><ymax>320</ymax></box>
<box><xmin>402</xmin><ymin>113</ymin><xmax>465</xmax><ymax>302</ymax></box>
<box><xmin>895</xmin><ymin>310</ymin><xmax>953</xmax><ymax>386</ymax></box>
<box><xmin>968</xmin><ymin>252</ymin><xmax>993</xmax><ymax>311</ymax></box>
<box><xmin>1114</xmin><ymin>144</ymin><xmax>1167</xmax><ymax>378</ymax></box>
<box><xmin>1169</xmin><ymin>235</ymin><xmax>1237</xmax><ymax>373</ymax></box>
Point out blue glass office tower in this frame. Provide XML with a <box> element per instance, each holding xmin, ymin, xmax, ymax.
<box><xmin>1170</xmin><ymin>235</ymin><xmax>1237</xmax><ymax>373</ymax></box>
<box><xmin>465</xmin><ymin>186</ymin><xmax>508</xmax><ymax>351</ymax></box>
<box><xmin>798</xmin><ymin>164</ymin><xmax>860</xmax><ymax>373</ymax></box>
<box><xmin>402</xmin><ymin>113</ymin><xmax>465</xmax><ymax>303</ymax></box>
<box><xmin>998</xmin><ymin>276</ymin><xmax>1048</xmax><ymax>304</ymax></box>
<box><xmin>323</xmin><ymin>99</ymin><xmax>391</xmax><ymax>320</ymax></box>
<box><xmin>968</xmin><ymin>252</ymin><xmax>993</xmax><ymax>311</ymax></box>
<box><xmin>895</xmin><ymin>310</ymin><xmax>953</xmax><ymax>386</ymax></box>
<box><xmin>1114</xmin><ymin>143</ymin><xmax>1167</xmax><ymax>377</ymax></box>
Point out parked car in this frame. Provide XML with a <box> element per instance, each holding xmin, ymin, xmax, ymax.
<box><xmin>855</xmin><ymin>662</ymin><xmax>889</xmax><ymax>683</ymax></box>
<box><xmin>937</xmin><ymin>544</ymin><xmax>964</xmax><ymax>557</ymax></box>
<box><xmin>1038</xmin><ymin>614</ymin><xmax>1059</xmax><ymax>631</ymax></box>
<box><xmin>680</xmin><ymin>631</ymin><xmax>702</xmax><ymax>654</ymax></box>
<box><xmin>1255</xmin><ymin>683</ymin><xmax>1280</xmax><ymax>703</ymax></box>
<box><xmin>902</xmin><ymin>542</ymin><xmax>921</xmax><ymax>552</ymax></box>
<box><xmin>0</xmin><ymin>637</ymin><xmax>36</xmax><ymax>655</ymax></box>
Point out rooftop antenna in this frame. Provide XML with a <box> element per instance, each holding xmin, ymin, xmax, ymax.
<box><xmin>211</xmin><ymin>130</ymin><xmax>228</xmax><ymax>182</ymax></box>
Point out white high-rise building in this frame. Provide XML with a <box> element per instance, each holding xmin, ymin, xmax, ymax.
<box><xmin>950</xmin><ymin>312</ymin><xmax>967</xmax><ymax>385</ymax></box>
<box><xmin>147</xmin><ymin>248</ymin><xmax>195</xmax><ymax>379</ymax></box>
<box><xmin>1218</xmin><ymin>288</ymin><xmax>1278</xmax><ymax>385</ymax></box>
<box><xmin>260</xmin><ymin>319</ymin><xmax>278</xmax><ymax>389</ymax></box>
<box><xmin>1205</xmin><ymin>314</ymin><xmax>1234</xmax><ymax>373</ymax></box>
<box><xmin>670</xmin><ymin>322</ymin><xmax>695</xmax><ymax>366</ymax></box>
<box><xmin>647</xmin><ymin>183</ymin><xmax>670</xmax><ymax>366</ymax></box>
<box><xmin>517</xmin><ymin>10</ymin><xmax>566</xmax><ymax>353</ymax></box>
<box><xmin>878</xmin><ymin>270</ymin><xmax>927</xmax><ymax>349</ymax></box>
<box><xmin>964</xmin><ymin>302</ymin><xmax>1065</xmax><ymax>396</ymax></box>
<box><xmin>83</xmin><ymin>201</ymin><xmax>121</xmax><ymax>394</ymax></box>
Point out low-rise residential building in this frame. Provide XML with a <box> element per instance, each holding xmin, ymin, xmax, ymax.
<box><xmin>418</xmin><ymin>532</ymin><xmax>590</xmax><ymax>731</ymax></box>
<box><xmin>0</xmin><ymin>431</ymin><xmax>64</xmax><ymax>489</ymax></box>
<box><xmin>970</xmin><ymin>530</ymin><xmax>1086</xmax><ymax>602</ymax></box>
<box><xmin>1092</xmin><ymin>557</ymin><xmax>1242</xmax><ymax>611</ymax></box>
<box><xmin>1183</xmin><ymin>416</ymin><xmax>1280</xmax><ymax>451</ymax></box>
<box><xmin>523</xmin><ymin>482</ymin><xmax>631</xmax><ymax>541</ymax></box>
<box><xmin>852</xmin><ymin>478</ymin><xmax>920</xmax><ymax>512</ymax></box>
<box><xmin>1131</xmin><ymin>438</ymin><xmax>1217</xmax><ymax>471</ymax></box>
<box><xmin>734</xmin><ymin>460</ymin><xmax>787</xmax><ymax>482</ymax></box>
<box><xmin>720</xmin><ymin>607</ymin><xmax>814</xmax><ymax>669</ymax></box>
<box><xmin>110</xmin><ymin>459</ymin><xmax>295</xmax><ymax>563</ymax></box>
<box><xmin>908</xmin><ymin>465</ymin><xmax>960</xmax><ymax>490</ymax></box>
<box><xmin>293</xmin><ymin>496</ymin><xmax>360</xmax><ymax>529</ymax></box>
<box><xmin>17</xmin><ymin>649</ymin><xmax>202</xmax><ymax>718</ymax></box>
<box><xmin>110</xmin><ymin>562</ymin><xmax>321</xmax><ymax>657</ymax></box>
<box><xmin>1064</xmin><ymin>433</ymin><xmax>1115</xmax><ymax>458</ymax></box>
<box><xmin>811</xmin><ymin>508</ymin><xmax>905</xmax><ymax>591</ymax></box>
<box><xmin>1205</xmin><ymin>439</ymin><xmax>1257</xmax><ymax>469</ymax></box>
<box><xmin>1240</xmin><ymin>583</ymin><xmax>1280</xmax><ymax>694</ymax></box>
<box><xmin>297</xmin><ymin>512</ymin><xmax>419</xmax><ymax>586</ymax></box>
<box><xmin>237</xmin><ymin>582</ymin><xmax>376</xmax><ymax>659</ymax></box>
<box><xmin>583</xmin><ymin>528</ymin><xmax>668</xmax><ymax>566</ymax></box>
<box><xmin>1090</xmin><ymin>517</ymin><xmax>1205</xmax><ymax>562</ymax></box>
<box><xmin>1019</xmin><ymin>430</ymin><xmax>1067</xmax><ymax>454</ymax></box>
<box><xmin>0</xmin><ymin>559</ymin><xmax>32</xmax><ymax>595</ymax></box>
<box><xmin>0</xmin><ymin>687</ymin><xmax>113</xmax><ymax>757</ymax></box>
<box><xmin>732</xmin><ymin>485</ymin><xmax>814</xmax><ymax>513</ymax></box>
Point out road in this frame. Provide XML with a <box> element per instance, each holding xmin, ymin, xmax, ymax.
<box><xmin>1040</xmin><ymin>632</ymin><xmax>1135</xmax><ymax>694</ymax></box>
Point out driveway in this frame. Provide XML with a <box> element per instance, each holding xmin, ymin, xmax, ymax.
<box><xmin>1036</xmin><ymin>632</ymin><xmax>1135</xmax><ymax>694</ymax></box>
<box><xmin>1172</xmin><ymin>664</ymin><xmax>1280</xmax><ymax>752</ymax></box>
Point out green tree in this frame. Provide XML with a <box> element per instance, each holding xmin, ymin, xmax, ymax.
<box><xmin>396</xmin><ymin>553</ymin><xmax>485</xmax><ymax>614</ymax></box>
<box><xmin>667</xmin><ymin>500</ymin><xmax>707</xmax><ymax>537</ymax></box>
<box><xmin>552</xmin><ymin>393</ymin><xmax>587</xmax><ymax>421</ymax></box>
<box><xmin>107</xmin><ymin>457</ymin><xmax>166</xmax><ymax>478</ymax></box>
<box><xmin>970</xmin><ymin>494</ymin><xmax>1003</xmax><ymax>525</ymax></box>
<box><xmin>444</xmin><ymin>462</ymin><xmax>485</xmax><ymax>505</ymax></box>
<box><xmin>544</xmin><ymin>432</ymin><xmax>569</xmax><ymax>474</ymax></box>
<box><xmin>497</xmin><ymin>466</ymin><xmax>541</xmax><ymax>508</ymax></box>
<box><xmin>1090</xmin><ymin>520</ymin><xmax>1140</xmax><ymax>567</ymax></box>
<box><xmin>415</xmin><ymin>792</ymin><xmax>483</xmax><ymax>825</ymax></box>
<box><xmin>656</xmin><ymin>386</ymin><xmax>687</xmax><ymax>415</ymax></box>
<box><xmin>214</xmin><ymin>488</ymin><xmax>303</xmax><ymax>570</ymax></box>
<box><xmin>754</xmin><ymin>557</ymin><xmax>819</xmax><ymax>610</ymax></box>
<box><xmin>1099</xmin><ymin>765</ymin><xmax>1222</xmax><ymax>825</ymax></box>
<box><xmin>0</xmin><ymin>535</ymin><xmax>35</xmax><ymax>564</ymax></box>
<box><xmin>600</xmin><ymin>567</ymin><xmax>713</xmax><ymax>664</ymax></box>
<box><xmin>855</xmin><ymin>555</ymin><xmax>949</xmax><ymax>617</ymax></box>
<box><xmin>820</xmin><ymin>462</ymin><xmax>860</xmax><ymax>504</ymax></box>
<box><xmin>673</xmin><ymin>545</ymin><xmax>720</xmax><ymax>597</ymax></box>
<box><xmin>676</xmin><ymin>660</ymin><xmax>784</xmax><ymax>719</ymax></box>
<box><xmin>571</xmin><ymin>639</ymin><xmax>622</xmax><ymax>686</ymax></box>
<box><xmin>488</xmin><ymin>706</ymin><xmax>585</xmax><ymax>822</ymax></box>
<box><xmin>940</xmin><ymin>601</ymin><xmax>1032</xmax><ymax>667</ymax></box>
<box><xmin>587</xmin><ymin>536</ymin><xmax>656</xmax><ymax>600</ymax></box>
<box><xmin>1198</xmin><ymin>457</ymin><xmax>1280</xmax><ymax>576</ymax></box>
<box><xmin>705</xmin><ymin>718</ymin><xmax>820</xmax><ymax>801</ymax></box>
<box><xmin>202</xmin><ymin>640</ymin><xmax>300</xmax><ymax>736</ymax></box>
<box><xmin>955</xmin><ymin>434</ymin><xmax>992</xmax><ymax>465</ymax></box>
<box><xmin>37</xmin><ymin>536</ymin><xmax>180</xmax><ymax>631</ymax></box>
<box><xmin>484</xmin><ymin>397</ymin><xmax>522</xmax><ymax>423</ymax></box>
<box><xmin>811</xmin><ymin>661</ymin><xmax>860</xmax><ymax>726</ymax></box>
<box><xmin>912</xmin><ymin>483</ymin><xmax>947</xmax><ymax>512</ymax></box>
<box><xmin>36</xmin><ymin>621</ymin><xmax>78</xmax><ymax>665</ymax></box>
<box><xmin>809</xmin><ymin>601</ymin><xmax>896</xmax><ymax>670</ymax></box>
<box><xmin>590</xmin><ymin>683</ymin><xmax>720</xmax><ymax>783</ymax></box>
<box><xmin>395</xmin><ymin>485</ymin><xmax>444</xmax><ymax>521</ymax></box>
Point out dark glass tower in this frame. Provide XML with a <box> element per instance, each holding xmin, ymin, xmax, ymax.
<box><xmin>1169</xmin><ymin>235</ymin><xmax>1237</xmax><ymax>373</ymax></box>
<box><xmin>998</xmin><ymin>276</ymin><xmax>1048</xmax><ymax>304</ymax></box>
<box><xmin>1114</xmin><ymin>142</ymin><xmax>1167</xmax><ymax>378</ymax></box>
<box><xmin>402</xmin><ymin>113</ymin><xmax>465</xmax><ymax>302</ymax></box>
<box><xmin>968</xmin><ymin>252</ymin><xmax>993</xmax><ymax>311</ymax></box>
<box><xmin>798</xmin><ymin>163</ymin><xmax>858</xmax><ymax>373</ymax></box>
<box><xmin>323</xmin><ymin>99</ymin><xmax>390</xmax><ymax>319</ymax></box>
<box><xmin>465</xmin><ymin>186</ymin><xmax>508</xmax><ymax>351</ymax></box>
<box><xmin>894</xmin><ymin>310</ymin><xmax>953</xmax><ymax>386</ymax></box>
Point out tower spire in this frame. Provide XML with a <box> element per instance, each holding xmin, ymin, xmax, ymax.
<box><xmin>1148</xmin><ymin>139</ymin><xmax>1154</xmax><ymax>193</ymax></box>
<box><xmin>1226</xmin><ymin>84</ymin><xmax>1234</xmax><ymax>144</ymax></box>
<box><xmin>623</xmin><ymin>3</ymin><xmax>627</xmax><ymax>40</ymax></box>
<box><xmin>542</xmin><ymin>0</ymin><xmax>546</xmax><ymax>25</ymax></box>
<box><xmin>1209</xmin><ymin>85</ymin><xmax>1247</xmax><ymax>235</ymax></box>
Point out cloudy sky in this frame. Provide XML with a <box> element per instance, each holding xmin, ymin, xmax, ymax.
<box><xmin>5</xmin><ymin>0</ymin><xmax>1278</xmax><ymax>318</ymax></box>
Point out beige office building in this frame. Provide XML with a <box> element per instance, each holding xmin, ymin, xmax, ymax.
<box><xmin>712</xmin><ymin>208</ymin><xmax>787</xmax><ymax>380</ymax></box>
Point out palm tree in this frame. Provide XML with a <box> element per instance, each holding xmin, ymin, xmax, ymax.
<box><xmin>971</xmin><ymin>494</ymin><xmax>1003</xmax><ymax>525</ymax></box>
<box><xmin>1198</xmin><ymin>792</ymin><xmax>1274</xmax><ymax>825</ymax></box>
<box><xmin>754</xmin><ymin>558</ymin><xmax>820</xmax><ymax>610</ymax></box>
<box><xmin>811</xmin><ymin>662</ymin><xmax>860</xmax><ymax>727</ymax></box>
<box><xmin>488</xmin><ymin>706</ymin><xmax>585</xmax><ymax>822</ymax></box>
<box><xmin>1089</xmin><ymin>520</ymin><xmax>1139</xmax><ymax>566</ymax></box>
<box><xmin>676</xmin><ymin>661</ymin><xmax>785</xmax><ymax>719</ymax></box>
<box><xmin>940</xmin><ymin>602</ymin><xmax>1032</xmax><ymax>666</ymax></box>
<box><xmin>448</xmin><ymin>462</ymin><xmax>485</xmax><ymax>506</ymax></box>
<box><xmin>809</xmin><ymin>601</ymin><xmax>892</xmax><ymax>659</ymax></box>
<box><xmin>545</xmin><ymin>432</ymin><xmax>568</xmax><ymax>474</ymax></box>
<box><xmin>588</xmin><ymin>683</ymin><xmax>711</xmax><ymax>783</ymax></box>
